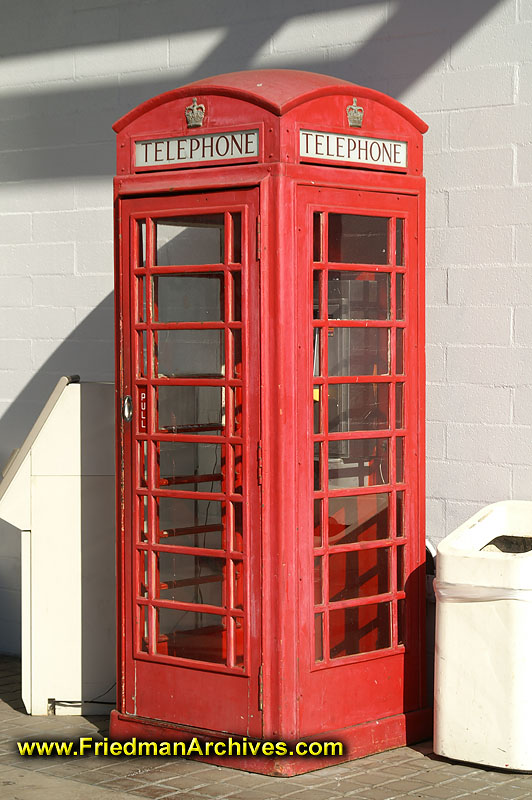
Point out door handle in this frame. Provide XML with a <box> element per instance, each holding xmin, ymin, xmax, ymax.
<box><xmin>122</xmin><ymin>395</ymin><xmax>133</xmax><ymax>422</ymax></box>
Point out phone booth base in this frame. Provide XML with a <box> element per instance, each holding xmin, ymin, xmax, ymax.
<box><xmin>112</xmin><ymin>70</ymin><xmax>431</xmax><ymax>775</ymax></box>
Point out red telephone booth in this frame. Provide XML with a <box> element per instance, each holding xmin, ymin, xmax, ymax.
<box><xmin>111</xmin><ymin>69</ymin><xmax>430</xmax><ymax>775</ymax></box>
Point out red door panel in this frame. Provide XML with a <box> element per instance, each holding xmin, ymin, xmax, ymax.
<box><xmin>297</xmin><ymin>185</ymin><xmax>424</xmax><ymax>736</ymax></box>
<box><xmin>118</xmin><ymin>189</ymin><xmax>262</xmax><ymax>737</ymax></box>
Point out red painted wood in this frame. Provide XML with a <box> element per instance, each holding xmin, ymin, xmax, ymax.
<box><xmin>114</xmin><ymin>70</ymin><xmax>429</xmax><ymax>773</ymax></box>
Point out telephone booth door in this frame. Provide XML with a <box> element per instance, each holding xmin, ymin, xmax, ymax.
<box><xmin>297</xmin><ymin>185</ymin><xmax>425</xmax><ymax>737</ymax></box>
<box><xmin>118</xmin><ymin>188</ymin><xmax>262</xmax><ymax>736</ymax></box>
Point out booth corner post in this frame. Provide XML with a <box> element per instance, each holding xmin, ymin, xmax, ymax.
<box><xmin>111</xmin><ymin>69</ymin><xmax>429</xmax><ymax>775</ymax></box>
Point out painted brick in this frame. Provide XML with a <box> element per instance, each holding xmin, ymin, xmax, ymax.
<box><xmin>0</xmin><ymin>308</ymin><xmax>76</xmax><ymax>340</ymax></box>
<box><xmin>442</xmin><ymin>65</ymin><xmax>515</xmax><ymax>110</ymax></box>
<box><xmin>0</xmin><ymin>370</ymin><xmax>36</xmax><ymax>400</ymax></box>
<box><xmin>447</xmin><ymin>346</ymin><xmax>532</xmax><ymax>385</ymax></box>
<box><xmin>73</xmin><ymin>178</ymin><xmax>113</xmax><ymax>210</ymax></box>
<box><xmin>0</xmin><ymin>214</ymin><xmax>31</xmax><ymax>245</ymax></box>
<box><xmin>32</xmin><ymin>209</ymin><xmax>112</xmax><ymax>244</ymax></box>
<box><xmin>31</xmin><ymin>340</ymin><xmax>114</xmax><ymax>378</ymax></box>
<box><xmin>447</xmin><ymin>423</ymin><xmax>532</xmax><ymax>465</ymax></box>
<box><xmin>75</xmin><ymin>38</ymin><xmax>167</xmax><ymax>78</ymax></box>
<box><xmin>426</xmin><ymin>306</ymin><xmax>511</xmax><ymax>346</ymax></box>
<box><xmin>450</xmin><ymin>22</ymin><xmax>532</xmax><ymax>68</ymax></box>
<box><xmin>427</xmin><ymin>384</ymin><xmax>512</xmax><ymax>424</ymax></box>
<box><xmin>169</xmin><ymin>29</ymin><xmax>234</xmax><ymax>69</ymax></box>
<box><xmin>271</xmin><ymin>7</ymin><xmax>388</xmax><ymax>52</ymax></box>
<box><xmin>514</xmin><ymin>387</ymin><xmax>532</xmax><ymax>425</ymax></box>
<box><xmin>0</xmin><ymin>51</ymin><xmax>74</xmax><ymax>87</ymax></box>
<box><xmin>513</xmin><ymin>467</ymin><xmax>532</xmax><ymax>498</ymax></box>
<box><xmin>520</xmin><ymin>0</ymin><xmax>532</xmax><ymax>22</ymax></box>
<box><xmin>449</xmin><ymin>187</ymin><xmax>532</xmax><ymax>227</ymax></box>
<box><xmin>425</xmin><ymin>271</ymin><xmax>447</xmax><ymax>305</ymax></box>
<box><xmin>393</xmin><ymin>75</ymin><xmax>445</xmax><ymax>115</ymax></box>
<box><xmin>450</xmin><ymin>105</ymin><xmax>532</xmax><ymax>149</ymax></box>
<box><xmin>427</xmin><ymin>421</ymin><xmax>446</xmax><ymax>460</ymax></box>
<box><xmin>515</xmin><ymin>225</ymin><xmax>532</xmax><ymax>263</ymax></box>
<box><xmin>448</xmin><ymin>267</ymin><xmax>532</xmax><ymax>306</ymax></box>
<box><xmin>0</xmin><ymin>180</ymin><xmax>75</xmax><ymax>214</ymax></box>
<box><xmin>426</xmin><ymin>190</ymin><xmax>448</xmax><ymax>228</ymax></box>
<box><xmin>426</xmin><ymin>344</ymin><xmax>446</xmax><ymax>382</ymax></box>
<box><xmin>518</xmin><ymin>60</ymin><xmax>532</xmax><ymax>103</ymax></box>
<box><xmin>444</xmin><ymin>501</ymin><xmax>487</xmax><ymax>538</ymax></box>
<box><xmin>420</xmin><ymin>112</ymin><xmax>446</xmax><ymax>155</ymax></box>
<box><xmin>32</xmin><ymin>275</ymin><xmax>113</xmax><ymax>308</ymax></box>
<box><xmin>426</xmin><ymin>498</ymin><xmax>445</xmax><ymax>545</ymax></box>
<box><xmin>75</xmin><ymin>241</ymin><xmax>113</xmax><ymax>275</ymax></box>
<box><xmin>427</xmin><ymin>459</ymin><xmax>511</xmax><ymax>502</ymax></box>
<box><xmin>514</xmin><ymin>307</ymin><xmax>532</xmax><ymax>346</ymax></box>
<box><xmin>424</xmin><ymin>149</ymin><xmax>514</xmax><ymax>189</ymax></box>
<box><xmin>427</xmin><ymin>226</ymin><xmax>513</xmax><ymax>266</ymax></box>
<box><xmin>0</xmin><ymin>340</ymin><xmax>32</xmax><ymax>371</ymax></box>
<box><xmin>0</xmin><ymin>276</ymin><xmax>32</xmax><ymax>308</ymax></box>
<box><xmin>516</xmin><ymin>144</ymin><xmax>532</xmax><ymax>184</ymax></box>
<box><xmin>0</xmin><ymin>243</ymin><xmax>75</xmax><ymax>276</ymax></box>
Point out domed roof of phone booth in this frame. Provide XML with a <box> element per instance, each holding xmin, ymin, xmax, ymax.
<box><xmin>113</xmin><ymin>69</ymin><xmax>428</xmax><ymax>133</ymax></box>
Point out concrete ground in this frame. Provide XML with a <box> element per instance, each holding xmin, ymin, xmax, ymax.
<box><xmin>1</xmin><ymin>657</ymin><xmax>532</xmax><ymax>800</ymax></box>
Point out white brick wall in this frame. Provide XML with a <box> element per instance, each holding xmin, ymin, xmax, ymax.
<box><xmin>0</xmin><ymin>0</ymin><xmax>530</xmax><ymax>653</ymax></box>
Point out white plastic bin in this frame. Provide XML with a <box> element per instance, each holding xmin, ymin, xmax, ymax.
<box><xmin>434</xmin><ymin>500</ymin><xmax>532</xmax><ymax>771</ymax></box>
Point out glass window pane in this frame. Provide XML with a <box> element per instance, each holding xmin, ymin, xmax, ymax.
<box><xmin>158</xmin><ymin>386</ymin><xmax>224</xmax><ymax>435</ymax></box>
<box><xmin>315</xmin><ymin>613</ymin><xmax>324</xmax><ymax>662</ymax></box>
<box><xmin>314</xmin><ymin>442</ymin><xmax>322</xmax><ymax>491</ymax></box>
<box><xmin>328</xmin><ymin>328</ymin><xmax>390</xmax><ymax>376</ymax></box>
<box><xmin>139</xmin><ymin>605</ymin><xmax>149</xmax><ymax>653</ymax></box>
<box><xmin>314</xmin><ymin>499</ymin><xmax>322</xmax><ymax>547</ymax></box>
<box><xmin>314</xmin><ymin>557</ymin><xmax>322</xmax><ymax>604</ymax></box>
<box><xmin>330</xmin><ymin>603</ymin><xmax>391</xmax><ymax>658</ymax></box>
<box><xmin>156</xmin><ymin>215</ymin><xmax>224</xmax><ymax>265</ymax></box>
<box><xmin>231</xmin><ymin>213</ymin><xmax>241</xmax><ymax>264</ymax></box>
<box><xmin>232</xmin><ymin>329</ymin><xmax>242</xmax><ymax>379</ymax></box>
<box><xmin>233</xmin><ymin>503</ymin><xmax>243</xmax><ymax>553</ymax></box>
<box><xmin>157</xmin><ymin>552</ymin><xmax>224</xmax><ymax>606</ymax></box>
<box><xmin>138</xmin><ymin>332</ymin><xmax>147</xmax><ymax>378</ymax></box>
<box><xmin>328</xmin><ymin>494</ymin><xmax>389</xmax><ymax>545</ymax></box>
<box><xmin>396</xmin><ymin>490</ymin><xmax>405</xmax><ymax>538</ymax></box>
<box><xmin>396</xmin><ymin>218</ymin><xmax>404</xmax><ymax>266</ymax></box>
<box><xmin>313</xmin><ymin>212</ymin><xmax>322</xmax><ymax>262</ymax></box>
<box><xmin>328</xmin><ymin>214</ymin><xmax>389</xmax><ymax>264</ymax></box>
<box><xmin>328</xmin><ymin>383</ymin><xmax>389</xmax><ymax>432</ymax></box>
<box><xmin>328</xmin><ymin>272</ymin><xmax>390</xmax><ymax>320</ymax></box>
<box><xmin>155</xmin><ymin>608</ymin><xmax>226</xmax><ymax>663</ymax></box>
<box><xmin>397</xmin><ymin>545</ymin><xmax>405</xmax><ymax>591</ymax></box>
<box><xmin>396</xmin><ymin>437</ymin><xmax>404</xmax><ymax>483</ymax></box>
<box><xmin>395</xmin><ymin>383</ymin><xmax>404</xmax><ymax>429</ymax></box>
<box><xmin>158</xmin><ymin>442</ymin><xmax>223</xmax><ymax>492</ymax></box>
<box><xmin>329</xmin><ymin>438</ymin><xmax>389</xmax><ymax>489</ymax></box>
<box><xmin>231</xmin><ymin>272</ymin><xmax>241</xmax><ymax>321</ymax></box>
<box><xmin>396</xmin><ymin>328</ymin><xmax>404</xmax><ymax>375</ymax></box>
<box><xmin>313</xmin><ymin>328</ymin><xmax>322</xmax><ymax>376</ymax></box>
<box><xmin>139</xmin><ymin>495</ymin><xmax>148</xmax><ymax>542</ymax></box>
<box><xmin>313</xmin><ymin>386</ymin><xmax>322</xmax><ymax>434</ymax></box>
<box><xmin>138</xmin><ymin>221</ymin><xmax>146</xmax><ymax>268</ymax></box>
<box><xmin>157</xmin><ymin>497</ymin><xmax>224</xmax><ymax>549</ymax></box>
<box><xmin>156</xmin><ymin>330</ymin><xmax>224</xmax><ymax>378</ymax></box>
<box><xmin>153</xmin><ymin>274</ymin><xmax>223</xmax><ymax>322</ymax></box>
<box><xmin>313</xmin><ymin>271</ymin><xmax>321</xmax><ymax>319</ymax></box>
<box><xmin>396</xmin><ymin>273</ymin><xmax>404</xmax><ymax>320</ymax></box>
<box><xmin>329</xmin><ymin>548</ymin><xmax>390</xmax><ymax>602</ymax></box>
<box><xmin>138</xmin><ymin>549</ymin><xmax>148</xmax><ymax>598</ymax></box>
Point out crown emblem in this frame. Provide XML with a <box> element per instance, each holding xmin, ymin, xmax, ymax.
<box><xmin>185</xmin><ymin>97</ymin><xmax>205</xmax><ymax>128</ymax></box>
<box><xmin>346</xmin><ymin>98</ymin><xmax>364</xmax><ymax>128</ymax></box>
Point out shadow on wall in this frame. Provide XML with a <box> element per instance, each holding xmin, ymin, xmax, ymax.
<box><xmin>0</xmin><ymin>0</ymin><xmax>503</xmax><ymax>179</ymax></box>
<box><xmin>0</xmin><ymin>296</ymin><xmax>115</xmax><ymax>472</ymax></box>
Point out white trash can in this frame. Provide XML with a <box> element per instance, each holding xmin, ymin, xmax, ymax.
<box><xmin>434</xmin><ymin>500</ymin><xmax>532</xmax><ymax>771</ymax></box>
